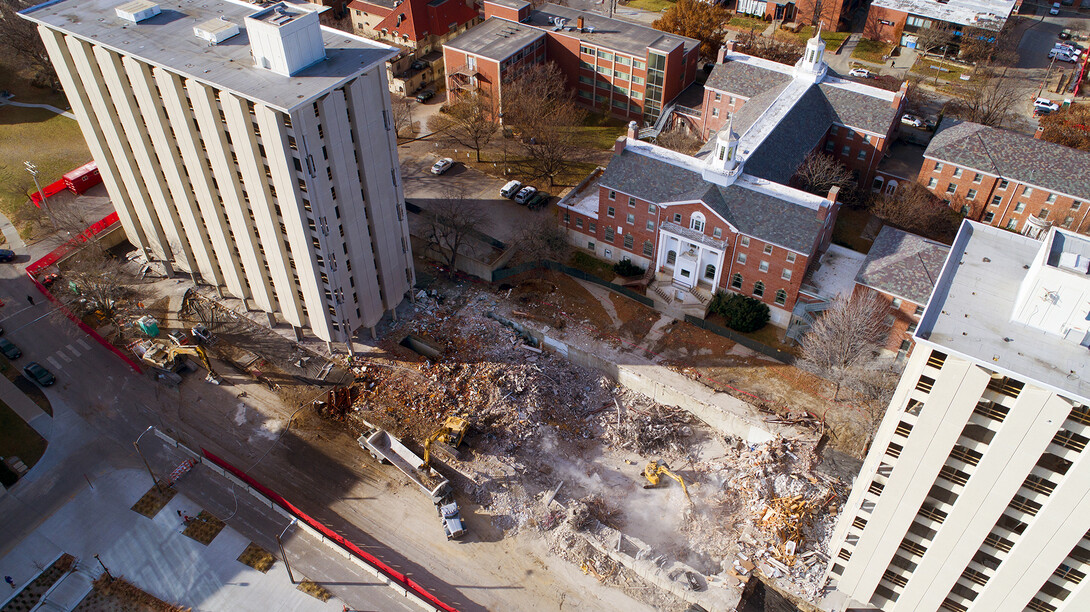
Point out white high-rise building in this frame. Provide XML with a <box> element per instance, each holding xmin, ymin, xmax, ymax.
<box><xmin>824</xmin><ymin>221</ymin><xmax>1090</xmax><ymax>612</ymax></box>
<box><xmin>21</xmin><ymin>0</ymin><xmax>414</xmax><ymax>345</ymax></box>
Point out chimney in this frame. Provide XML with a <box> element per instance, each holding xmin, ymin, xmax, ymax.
<box><xmin>891</xmin><ymin>80</ymin><xmax>908</xmax><ymax>110</ymax></box>
<box><xmin>577</xmin><ymin>15</ymin><xmax>584</xmax><ymax>29</ymax></box>
<box><xmin>614</xmin><ymin>135</ymin><xmax>626</xmax><ymax>155</ymax></box>
<box><xmin>627</xmin><ymin>120</ymin><xmax>638</xmax><ymax>140</ymax></box>
<box><xmin>718</xmin><ymin>41</ymin><xmax>734</xmax><ymax>64</ymax></box>
<box><xmin>1035</xmin><ymin>125</ymin><xmax>1045</xmax><ymax>140</ymax></box>
<box><xmin>818</xmin><ymin>186</ymin><xmax>840</xmax><ymax>221</ymax></box>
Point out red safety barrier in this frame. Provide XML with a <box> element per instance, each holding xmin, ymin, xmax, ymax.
<box><xmin>28</xmin><ymin>179</ymin><xmax>67</xmax><ymax>206</ymax></box>
<box><xmin>26</xmin><ymin>212</ymin><xmax>119</xmax><ymax>276</ymax></box>
<box><xmin>201</xmin><ymin>449</ymin><xmax>459</xmax><ymax>612</ymax></box>
<box><xmin>24</xmin><ymin>211</ymin><xmax>141</xmax><ymax>373</ymax></box>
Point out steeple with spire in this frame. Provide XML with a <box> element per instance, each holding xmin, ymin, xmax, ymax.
<box><xmin>702</xmin><ymin>112</ymin><xmax>742</xmax><ymax>186</ymax></box>
<box><xmin>795</xmin><ymin>20</ymin><xmax>828</xmax><ymax>83</ymax></box>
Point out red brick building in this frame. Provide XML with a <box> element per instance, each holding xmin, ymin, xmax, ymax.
<box><xmin>349</xmin><ymin>0</ymin><xmax>480</xmax><ymax>95</ymax></box>
<box><xmin>853</xmin><ymin>226</ymin><xmax>949</xmax><ymax>361</ymax></box>
<box><xmin>677</xmin><ymin>40</ymin><xmax>905</xmax><ymax>190</ymax></box>
<box><xmin>862</xmin><ymin>0</ymin><xmax>1015</xmax><ymax>48</ymax></box>
<box><xmin>920</xmin><ymin>119</ymin><xmax>1090</xmax><ymax>237</ymax></box>
<box><xmin>442</xmin><ymin>0</ymin><xmax>699</xmax><ymax>124</ymax></box>
<box><xmin>735</xmin><ymin>0</ymin><xmax>861</xmax><ymax>31</ymax></box>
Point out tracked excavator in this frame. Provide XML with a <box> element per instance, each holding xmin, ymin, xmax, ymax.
<box><xmin>420</xmin><ymin>415</ymin><xmax>469</xmax><ymax>469</ymax></box>
<box><xmin>137</xmin><ymin>341</ymin><xmax>221</xmax><ymax>384</ymax></box>
<box><xmin>642</xmin><ymin>460</ymin><xmax>692</xmax><ymax>504</ymax></box>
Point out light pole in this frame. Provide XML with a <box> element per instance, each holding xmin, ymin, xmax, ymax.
<box><xmin>498</xmin><ymin>112</ymin><xmax>507</xmax><ymax>176</ymax></box>
<box><xmin>134</xmin><ymin>426</ymin><xmax>163</xmax><ymax>493</ymax></box>
<box><xmin>276</xmin><ymin>518</ymin><xmax>299</xmax><ymax>584</ymax></box>
<box><xmin>93</xmin><ymin>554</ymin><xmax>114</xmax><ymax>581</ymax></box>
<box><xmin>24</xmin><ymin>161</ymin><xmax>56</xmax><ymax>227</ymax></box>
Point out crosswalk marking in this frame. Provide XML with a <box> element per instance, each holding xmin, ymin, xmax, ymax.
<box><xmin>56</xmin><ymin>351</ymin><xmax>72</xmax><ymax>363</ymax></box>
<box><xmin>77</xmin><ymin>339</ymin><xmax>91</xmax><ymax>351</ymax></box>
<box><xmin>46</xmin><ymin>356</ymin><xmax>62</xmax><ymax>370</ymax></box>
<box><xmin>67</xmin><ymin>345</ymin><xmax>80</xmax><ymax>358</ymax></box>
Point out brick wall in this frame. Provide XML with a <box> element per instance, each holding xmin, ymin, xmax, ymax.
<box><xmin>863</xmin><ymin>5</ymin><xmax>906</xmax><ymax>45</ymax></box>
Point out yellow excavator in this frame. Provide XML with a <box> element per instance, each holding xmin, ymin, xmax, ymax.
<box><xmin>642</xmin><ymin>460</ymin><xmax>692</xmax><ymax>504</ymax></box>
<box><xmin>420</xmin><ymin>415</ymin><xmax>468</xmax><ymax>469</ymax></box>
<box><xmin>139</xmin><ymin>341</ymin><xmax>221</xmax><ymax>384</ymax></box>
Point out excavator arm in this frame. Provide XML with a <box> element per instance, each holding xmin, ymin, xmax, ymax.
<box><xmin>167</xmin><ymin>345</ymin><xmax>220</xmax><ymax>384</ymax></box>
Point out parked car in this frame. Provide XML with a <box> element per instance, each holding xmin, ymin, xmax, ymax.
<box><xmin>0</xmin><ymin>249</ymin><xmax>15</xmax><ymax>263</ymax></box>
<box><xmin>430</xmin><ymin>157</ymin><xmax>454</xmax><ymax>175</ymax></box>
<box><xmin>0</xmin><ymin>339</ymin><xmax>21</xmax><ymax>359</ymax></box>
<box><xmin>526</xmin><ymin>191</ymin><xmax>550</xmax><ymax>210</ymax></box>
<box><xmin>1034</xmin><ymin>97</ymin><xmax>1060</xmax><ymax>112</ymax></box>
<box><xmin>1060</xmin><ymin>28</ymin><xmax>1074</xmax><ymax>40</ymax></box>
<box><xmin>1054</xmin><ymin>42</ymin><xmax>1081</xmax><ymax>55</ymax></box>
<box><xmin>1034</xmin><ymin>106</ymin><xmax>1053</xmax><ymax>117</ymax></box>
<box><xmin>901</xmin><ymin>113</ymin><xmax>926</xmax><ymax>128</ymax></box>
<box><xmin>514</xmin><ymin>186</ymin><xmax>538</xmax><ymax>205</ymax></box>
<box><xmin>1048</xmin><ymin>49</ymin><xmax>1077</xmax><ymax>62</ymax></box>
<box><xmin>848</xmin><ymin>67</ymin><xmax>872</xmax><ymax>78</ymax></box>
<box><xmin>1050</xmin><ymin>2</ymin><xmax>1061</xmax><ymax>15</ymax></box>
<box><xmin>500</xmin><ymin>180</ymin><xmax>522</xmax><ymax>198</ymax></box>
<box><xmin>415</xmin><ymin>89</ymin><xmax>435</xmax><ymax>103</ymax></box>
<box><xmin>23</xmin><ymin>362</ymin><xmax>55</xmax><ymax>387</ymax></box>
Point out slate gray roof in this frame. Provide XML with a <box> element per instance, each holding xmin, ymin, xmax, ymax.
<box><xmin>706</xmin><ymin>60</ymin><xmax>792</xmax><ymax>99</ymax></box>
<box><xmin>925</xmin><ymin>119</ymin><xmax>1090</xmax><ymax>200</ymax></box>
<box><xmin>856</xmin><ymin>226</ymin><xmax>950</xmax><ymax>304</ymax></box>
<box><xmin>599</xmin><ymin>149</ymin><xmax>825</xmax><ymax>252</ymax></box>
<box><xmin>730</xmin><ymin>81</ymin><xmax>790</xmax><ymax>136</ymax></box>
<box><xmin>525</xmin><ymin>4</ymin><xmax>698</xmax><ymax>56</ymax></box>
<box><xmin>820</xmin><ymin>83</ymin><xmax>899</xmax><ymax>135</ymax></box>
<box><xmin>744</xmin><ymin>85</ymin><xmax>836</xmax><ymax>184</ymax></box>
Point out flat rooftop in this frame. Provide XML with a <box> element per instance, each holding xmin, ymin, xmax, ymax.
<box><xmin>21</xmin><ymin>0</ymin><xmax>397</xmax><ymax>112</ymax></box>
<box><xmin>525</xmin><ymin>4</ymin><xmax>698</xmax><ymax>57</ymax></box>
<box><xmin>807</xmin><ymin>244</ymin><xmax>866</xmax><ymax>301</ymax></box>
<box><xmin>871</xmin><ymin>0</ymin><xmax>1015</xmax><ymax>30</ymax></box>
<box><xmin>917</xmin><ymin>221</ymin><xmax>1090</xmax><ymax>404</ymax></box>
<box><xmin>443</xmin><ymin>17</ymin><xmax>545</xmax><ymax>61</ymax></box>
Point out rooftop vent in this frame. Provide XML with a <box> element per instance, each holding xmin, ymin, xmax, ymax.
<box><xmin>194</xmin><ymin>17</ymin><xmax>241</xmax><ymax>45</ymax></box>
<box><xmin>115</xmin><ymin>0</ymin><xmax>161</xmax><ymax>23</ymax></box>
<box><xmin>1058</xmin><ymin>252</ymin><xmax>1090</xmax><ymax>274</ymax></box>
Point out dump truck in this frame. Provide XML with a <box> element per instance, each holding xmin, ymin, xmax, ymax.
<box><xmin>358</xmin><ymin>428</ymin><xmax>467</xmax><ymax>540</ymax></box>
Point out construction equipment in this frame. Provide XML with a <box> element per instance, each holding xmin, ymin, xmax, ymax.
<box><xmin>642</xmin><ymin>460</ymin><xmax>692</xmax><ymax>503</ymax></box>
<box><xmin>421</xmin><ymin>415</ymin><xmax>468</xmax><ymax>468</ymax></box>
<box><xmin>135</xmin><ymin>340</ymin><xmax>221</xmax><ymax>384</ymax></box>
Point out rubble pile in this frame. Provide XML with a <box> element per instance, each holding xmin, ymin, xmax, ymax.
<box><xmin>604</xmin><ymin>398</ymin><xmax>695</xmax><ymax>454</ymax></box>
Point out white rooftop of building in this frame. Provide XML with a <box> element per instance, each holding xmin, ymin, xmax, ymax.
<box><xmin>20</xmin><ymin>0</ymin><xmax>396</xmax><ymax>112</ymax></box>
<box><xmin>871</xmin><ymin>0</ymin><xmax>1016</xmax><ymax>30</ymax></box>
<box><xmin>807</xmin><ymin>245</ymin><xmax>867</xmax><ymax>301</ymax></box>
<box><xmin>917</xmin><ymin>222</ymin><xmax>1090</xmax><ymax>405</ymax></box>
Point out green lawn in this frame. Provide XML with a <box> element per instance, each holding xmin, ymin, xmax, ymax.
<box><xmin>0</xmin><ymin>398</ymin><xmax>47</xmax><ymax>470</ymax></box>
<box><xmin>625</xmin><ymin>0</ymin><xmax>674</xmax><ymax>12</ymax></box>
<box><xmin>0</xmin><ymin>106</ymin><xmax>90</xmax><ymax>236</ymax></box>
<box><xmin>0</xmin><ymin>58</ymin><xmax>70</xmax><ymax>108</ymax></box>
<box><xmin>568</xmin><ymin>251</ymin><xmax>616</xmax><ymax>281</ymax></box>
<box><xmin>851</xmin><ymin>39</ymin><xmax>895</xmax><ymax>63</ymax></box>
<box><xmin>725</xmin><ymin>14</ymin><xmax>769</xmax><ymax>33</ymax></box>
<box><xmin>776</xmin><ymin>26</ymin><xmax>851</xmax><ymax>48</ymax></box>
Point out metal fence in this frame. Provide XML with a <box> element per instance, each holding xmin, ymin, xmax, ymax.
<box><xmin>683</xmin><ymin>315</ymin><xmax>796</xmax><ymax>364</ymax></box>
<box><xmin>492</xmin><ymin>260</ymin><xmax>655</xmax><ymax>307</ymax></box>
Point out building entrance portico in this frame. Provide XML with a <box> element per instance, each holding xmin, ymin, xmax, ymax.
<box><xmin>657</xmin><ymin>223</ymin><xmax>726</xmax><ymax>291</ymax></box>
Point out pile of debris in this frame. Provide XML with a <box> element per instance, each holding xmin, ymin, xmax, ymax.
<box><xmin>604</xmin><ymin>398</ymin><xmax>695</xmax><ymax>454</ymax></box>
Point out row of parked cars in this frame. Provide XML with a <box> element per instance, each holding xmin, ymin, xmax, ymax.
<box><xmin>1048</xmin><ymin>41</ymin><xmax>1083</xmax><ymax>63</ymax></box>
<box><xmin>0</xmin><ymin>334</ymin><xmax>56</xmax><ymax>386</ymax></box>
<box><xmin>500</xmin><ymin>180</ymin><xmax>550</xmax><ymax>209</ymax></box>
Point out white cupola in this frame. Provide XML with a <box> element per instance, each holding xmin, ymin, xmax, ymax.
<box><xmin>702</xmin><ymin>113</ymin><xmax>742</xmax><ymax>186</ymax></box>
<box><xmin>794</xmin><ymin>20</ymin><xmax>828</xmax><ymax>83</ymax></box>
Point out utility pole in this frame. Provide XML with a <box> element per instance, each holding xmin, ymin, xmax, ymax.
<box><xmin>94</xmin><ymin>555</ymin><xmax>114</xmax><ymax>581</ymax></box>
<box><xmin>134</xmin><ymin>426</ymin><xmax>163</xmax><ymax>493</ymax></box>
<box><xmin>24</xmin><ymin>161</ymin><xmax>56</xmax><ymax>228</ymax></box>
<box><xmin>276</xmin><ymin>518</ymin><xmax>299</xmax><ymax>584</ymax></box>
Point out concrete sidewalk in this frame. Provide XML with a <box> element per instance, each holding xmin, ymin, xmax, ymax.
<box><xmin>0</xmin><ymin>370</ymin><xmax>51</xmax><ymax>438</ymax></box>
<box><xmin>0</xmin><ymin>468</ymin><xmax>351</xmax><ymax>612</ymax></box>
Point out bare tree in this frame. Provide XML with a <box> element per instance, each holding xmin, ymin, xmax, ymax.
<box><xmin>914</xmin><ymin>25</ymin><xmax>956</xmax><ymax>58</ymax></box>
<box><xmin>792</xmin><ymin>152</ymin><xmax>853</xmax><ymax>196</ymax></box>
<box><xmin>799</xmin><ymin>290</ymin><xmax>891</xmax><ymax>400</ymax></box>
<box><xmin>423</xmin><ymin>186</ymin><xmax>489</xmax><ymax>277</ymax></box>
<box><xmin>654</xmin><ymin>126</ymin><xmax>703</xmax><ymax>155</ymax></box>
<box><xmin>502</xmin><ymin>63</ymin><xmax>590</xmax><ymax>186</ymax></box>
<box><xmin>868</xmin><ymin>182</ymin><xmax>960</xmax><ymax>243</ymax></box>
<box><xmin>60</xmin><ymin>248</ymin><xmax>139</xmax><ymax>321</ymax></box>
<box><xmin>733</xmin><ymin>28</ymin><xmax>804</xmax><ymax>66</ymax></box>
<box><xmin>518</xmin><ymin>104</ymin><xmax>590</xmax><ymax>186</ymax></box>
<box><xmin>390</xmin><ymin>94</ymin><xmax>414</xmax><ymax>138</ymax></box>
<box><xmin>426</xmin><ymin>93</ymin><xmax>498</xmax><ymax>162</ymax></box>
<box><xmin>0</xmin><ymin>0</ymin><xmax>59</xmax><ymax>90</ymax></box>
<box><xmin>501</xmin><ymin>62</ymin><xmax>575</xmax><ymax>133</ymax></box>
<box><xmin>945</xmin><ymin>66</ymin><xmax>1020</xmax><ymax>128</ymax></box>
<box><xmin>515</xmin><ymin>215</ymin><xmax>570</xmax><ymax>262</ymax></box>
<box><xmin>902</xmin><ymin>77</ymin><xmax>934</xmax><ymax>116</ymax></box>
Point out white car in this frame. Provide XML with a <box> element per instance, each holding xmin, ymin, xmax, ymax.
<box><xmin>901</xmin><ymin>113</ymin><xmax>925</xmax><ymax>128</ymax></box>
<box><xmin>1034</xmin><ymin>97</ymin><xmax>1060</xmax><ymax>112</ymax></box>
<box><xmin>848</xmin><ymin>67</ymin><xmax>872</xmax><ymax>78</ymax></box>
<box><xmin>500</xmin><ymin>180</ymin><xmax>522</xmax><ymax>198</ymax></box>
<box><xmin>513</xmin><ymin>185</ymin><xmax>538</xmax><ymax>205</ymax></box>
<box><xmin>1050</xmin><ymin>2</ymin><xmax>1061</xmax><ymax>14</ymax></box>
<box><xmin>1048</xmin><ymin>49</ymin><xmax>1077</xmax><ymax>62</ymax></box>
<box><xmin>430</xmin><ymin>157</ymin><xmax>454</xmax><ymax>175</ymax></box>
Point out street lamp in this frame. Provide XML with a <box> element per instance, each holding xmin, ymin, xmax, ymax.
<box><xmin>276</xmin><ymin>518</ymin><xmax>299</xmax><ymax>584</ymax></box>
<box><xmin>24</xmin><ymin>161</ymin><xmax>56</xmax><ymax>227</ymax></box>
<box><xmin>134</xmin><ymin>426</ymin><xmax>163</xmax><ymax>493</ymax></box>
<box><xmin>93</xmin><ymin>554</ymin><xmax>114</xmax><ymax>581</ymax></box>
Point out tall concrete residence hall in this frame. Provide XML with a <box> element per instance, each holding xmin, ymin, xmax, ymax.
<box><xmin>558</xmin><ymin>31</ymin><xmax>905</xmax><ymax>326</ymax></box>
<box><xmin>825</xmin><ymin>222</ymin><xmax>1090</xmax><ymax>612</ymax></box>
<box><xmin>442</xmin><ymin>0</ymin><xmax>700</xmax><ymax>125</ymax></box>
<box><xmin>21</xmin><ymin>0</ymin><xmax>415</xmax><ymax>346</ymax></box>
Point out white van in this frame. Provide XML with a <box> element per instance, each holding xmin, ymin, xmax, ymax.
<box><xmin>500</xmin><ymin>180</ymin><xmax>522</xmax><ymax>198</ymax></box>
